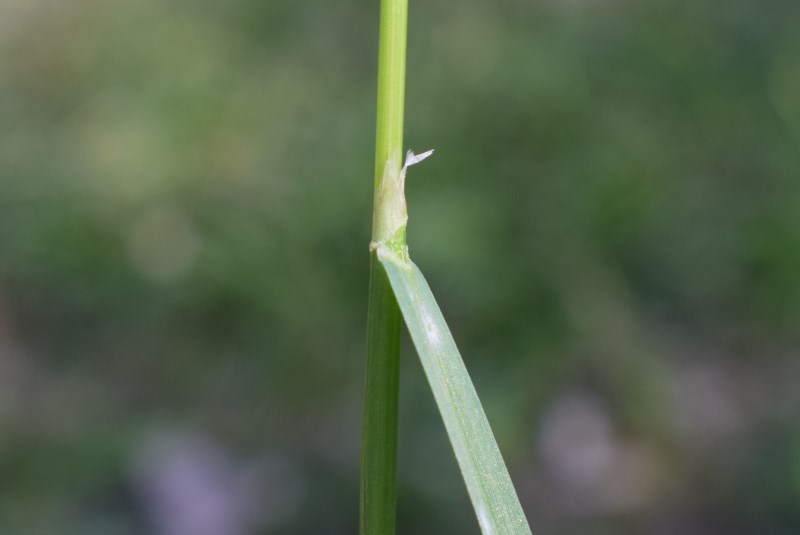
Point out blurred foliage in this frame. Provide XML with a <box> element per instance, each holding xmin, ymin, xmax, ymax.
<box><xmin>1</xmin><ymin>0</ymin><xmax>800</xmax><ymax>533</ymax></box>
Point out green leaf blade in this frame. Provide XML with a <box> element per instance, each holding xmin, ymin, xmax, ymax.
<box><xmin>377</xmin><ymin>247</ymin><xmax>532</xmax><ymax>535</ymax></box>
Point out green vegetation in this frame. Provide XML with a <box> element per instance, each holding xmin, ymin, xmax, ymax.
<box><xmin>363</xmin><ymin>4</ymin><xmax>530</xmax><ymax>533</ymax></box>
<box><xmin>379</xmin><ymin>245</ymin><xmax>531</xmax><ymax>534</ymax></box>
<box><xmin>361</xmin><ymin>1</ymin><xmax>408</xmax><ymax>533</ymax></box>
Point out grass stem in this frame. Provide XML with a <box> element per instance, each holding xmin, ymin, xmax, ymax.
<box><xmin>361</xmin><ymin>1</ymin><xmax>408</xmax><ymax>534</ymax></box>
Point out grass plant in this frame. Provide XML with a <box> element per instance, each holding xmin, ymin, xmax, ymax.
<box><xmin>361</xmin><ymin>1</ymin><xmax>532</xmax><ymax>534</ymax></box>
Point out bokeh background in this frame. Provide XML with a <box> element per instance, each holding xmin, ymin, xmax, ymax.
<box><xmin>2</xmin><ymin>0</ymin><xmax>800</xmax><ymax>533</ymax></box>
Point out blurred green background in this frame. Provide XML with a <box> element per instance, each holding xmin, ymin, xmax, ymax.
<box><xmin>2</xmin><ymin>0</ymin><xmax>800</xmax><ymax>533</ymax></box>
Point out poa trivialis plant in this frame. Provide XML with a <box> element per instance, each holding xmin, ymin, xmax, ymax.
<box><xmin>360</xmin><ymin>1</ymin><xmax>532</xmax><ymax>534</ymax></box>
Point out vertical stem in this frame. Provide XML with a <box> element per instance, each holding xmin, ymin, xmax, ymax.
<box><xmin>372</xmin><ymin>0</ymin><xmax>408</xmax><ymax>193</ymax></box>
<box><xmin>361</xmin><ymin>259</ymin><xmax>403</xmax><ymax>534</ymax></box>
<box><xmin>361</xmin><ymin>1</ymin><xmax>408</xmax><ymax>534</ymax></box>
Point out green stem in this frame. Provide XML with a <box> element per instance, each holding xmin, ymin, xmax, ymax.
<box><xmin>361</xmin><ymin>1</ymin><xmax>408</xmax><ymax>534</ymax></box>
<box><xmin>372</xmin><ymin>0</ymin><xmax>407</xmax><ymax>198</ymax></box>
<box><xmin>361</xmin><ymin>259</ymin><xmax>403</xmax><ymax>534</ymax></box>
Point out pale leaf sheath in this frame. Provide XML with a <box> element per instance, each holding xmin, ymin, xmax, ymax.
<box><xmin>377</xmin><ymin>246</ymin><xmax>533</xmax><ymax>535</ymax></box>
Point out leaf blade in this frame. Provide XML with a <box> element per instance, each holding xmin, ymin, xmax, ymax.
<box><xmin>377</xmin><ymin>247</ymin><xmax>532</xmax><ymax>535</ymax></box>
